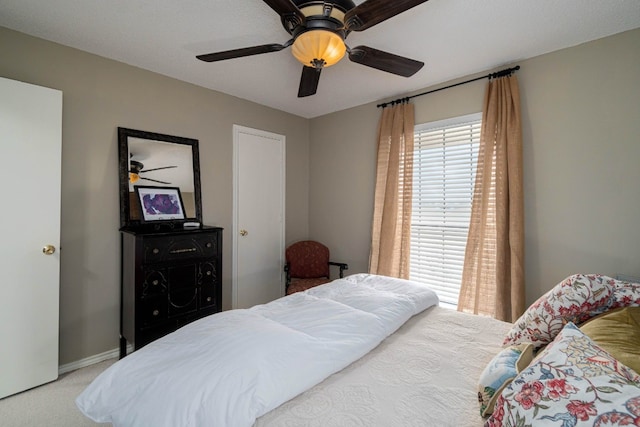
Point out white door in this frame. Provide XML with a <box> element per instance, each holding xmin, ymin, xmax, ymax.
<box><xmin>0</xmin><ymin>77</ymin><xmax>62</xmax><ymax>399</ymax></box>
<box><xmin>232</xmin><ymin>125</ymin><xmax>285</xmax><ymax>309</ymax></box>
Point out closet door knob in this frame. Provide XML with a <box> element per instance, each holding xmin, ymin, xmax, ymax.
<box><xmin>240</xmin><ymin>229</ymin><xmax>248</xmax><ymax>237</ymax></box>
<box><xmin>42</xmin><ymin>245</ymin><xmax>56</xmax><ymax>255</ymax></box>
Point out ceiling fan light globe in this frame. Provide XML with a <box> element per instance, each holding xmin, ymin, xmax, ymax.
<box><xmin>292</xmin><ymin>30</ymin><xmax>346</xmax><ymax>68</ymax></box>
<box><xmin>129</xmin><ymin>172</ymin><xmax>140</xmax><ymax>183</ymax></box>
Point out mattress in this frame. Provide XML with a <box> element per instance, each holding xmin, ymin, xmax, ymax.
<box><xmin>256</xmin><ymin>306</ymin><xmax>512</xmax><ymax>427</ymax></box>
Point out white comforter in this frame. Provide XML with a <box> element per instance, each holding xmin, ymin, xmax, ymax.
<box><xmin>76</xmin><ymin>274</ymin><xmax>438</xmax><ymax>427</ymax></box>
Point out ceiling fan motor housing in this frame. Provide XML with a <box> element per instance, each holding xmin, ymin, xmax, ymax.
<box><xmin>130</xmin><ymin>160</ymin><xmax>144</xmax><ymax>174</ymax></box>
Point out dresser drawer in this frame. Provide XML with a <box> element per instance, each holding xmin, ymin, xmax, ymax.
<box><xmin>139</xmin><ymin>295</ymin><xmax>168</xmax><ymax>326</ymax></box>
<box><xmin>200</xmin><ymin>284</ymin><xmax>218</xmax><ymax>309</ymax></box>
<box><xmin>141</xmin><ymin>269</ymin><xmax>168</xmax><ymax>297</ymax></box>
<box><xmin>199</xmin><ymin>261</ymin><xmax>218</xmax><ymax>284</ymax></box>
<box><xmin>143</xmin><ymin>233</ymin><xmax>219</xmax><ymax>263</ymax></box>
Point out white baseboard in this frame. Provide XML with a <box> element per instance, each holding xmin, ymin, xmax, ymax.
<box><xmin>59</xmin><ymin>344</ymin><xmax>132</xmax><ymax>375</ymax></box>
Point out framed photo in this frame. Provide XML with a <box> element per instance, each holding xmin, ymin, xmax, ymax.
<box><xmin>134</xmin><ymin>186</ymin><xmax>186</xmax><ymax>222</ymax></box>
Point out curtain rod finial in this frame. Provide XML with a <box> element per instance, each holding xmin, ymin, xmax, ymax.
<box><xmin>490</xmin><ymin>65</ymin><xmax>521</xmax><ymax>79</ymax></box>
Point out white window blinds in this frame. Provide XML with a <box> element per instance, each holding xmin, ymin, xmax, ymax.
<box><xmin>410</xmin><ymin>113</ymin><xmax>481</xmax><ymax>307</ymax></box>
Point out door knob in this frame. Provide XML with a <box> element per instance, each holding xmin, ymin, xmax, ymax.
<box><xmin>240</xmin><ymin>229</ymin><xmax>248</xmax><ymax>236</ymax></box>
<box><xmin>42</xmin><ymin>245</ymin><xmax>56</xmax><ymax>255</ymax></box>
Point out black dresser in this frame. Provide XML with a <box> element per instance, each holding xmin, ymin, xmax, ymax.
<box><xmin>120</xmin><ymin>226</ymin><xmax>222</xmax><ymax>358</ymax></box>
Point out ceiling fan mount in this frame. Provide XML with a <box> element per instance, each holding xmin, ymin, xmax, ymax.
<box><xmin>281</xmin><ymin>0</ymin><xmax>354</xmax><ymax>34</ymax></box>
<box><xmin>196</xmin><ymin>0</ymin><xmax>428</xmax><ymax>97</ymax></box>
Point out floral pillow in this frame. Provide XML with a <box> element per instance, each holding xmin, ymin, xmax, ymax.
<box><xmin>503</xmin><ymin>274</ymin><xmax>640</xmax><ymax>349</ymax></box>
<box><xmin>486</xmin><ymin>323</ymin><xmax>640</xmax><ymax>427</ymax></box>
<box><xmin>609</xmin><ymin>278</ymin><xmax>640</xmax><ymax>310</ymax></box>
<box><xmin>478</xmin><ymin>343</ymin><xmax>534</xmax><ymax>417</ymax></box>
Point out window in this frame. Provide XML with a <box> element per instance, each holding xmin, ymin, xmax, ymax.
<box><xmin>410</xmin><ymin>113</ymin><xmax>481</xmax><ymax>307</ymax></box>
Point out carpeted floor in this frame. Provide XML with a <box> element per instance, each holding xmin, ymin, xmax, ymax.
<box><xmin>0</xmin><ymin>358</ymin><xmax>116</xmax><ymax>427</ymax></box>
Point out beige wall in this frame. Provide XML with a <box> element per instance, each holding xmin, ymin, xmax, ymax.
<box><xmin>309</xmin><ymin>28</ymin><xmax>640</xmax><ymax>307</ymax></box>
<box><xmin>0</xmin><ymin>27</ymin><xmax>311</xmax><ymax>365</ymax></box>
<box><xmin>2</xmin><ymin>24</ymin><xmax>639</xmax><ymax>365</ymax></box>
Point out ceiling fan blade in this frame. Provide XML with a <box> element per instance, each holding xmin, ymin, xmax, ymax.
<box><xmin>298</xmin><ymin>66</ymin><xmax>321</xmax><ymax>97</ymax></box>
<box><xmin>262</xmin><ymin>0</ymin><xmax>305</xmax><ymax>27</ymax></box>
<box><xmin>348</xmin><ymin>46</ymin><xmax>424</xmax><ymax>77</ymax></box>
<box><xmin>344</xmin><ymin>0</ymin><xmax>429</xmax><ymax>32</ymax></box>
<box><xmin>140</xmin><ymin>166</ymin><xmax>178</xmax><ymax>173</ymax></box>
<box><xmin>197</xmin><ymin>43</ymin><xmax>289</xmax><ymax>62</ymax></box>
<box><xmin>141</xmin><ymin>177</ymin><xmax>171</xmax><ymax>185</ymax></box>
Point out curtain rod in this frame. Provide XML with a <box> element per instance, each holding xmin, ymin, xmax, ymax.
<box><xmin>377</xmin><ymin>65</ymin><xmax>520</xmax><ymax>108</ymax></box>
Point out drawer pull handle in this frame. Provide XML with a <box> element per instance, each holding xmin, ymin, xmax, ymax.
<box><xmin>206</xmin><ymin>271</ymin><xmax>212</xmax><ymax>276</ymax></box>
<box><xmin>206</xmin><ymin>242</ymin><xmax>212</xmax><ymax>248</ymax></box>
<box><xmin>153</xmin><ymin>248</ymin><xmax>160</xmax><ymax>254</ymax></box>
<box><xmin>152</xmin><ymin>280</ymin><xmax>159</xmax><ymax>286</ymax></box>
<box><xmin>169</xmin><ymin>248</ymin><xmax>197</xmax><ymax>254</ymax></box>
<box><xmin>152</xmin><ymin>309</ymin><xmax>160</xmax><ymax>316</ymax></box>
<box><xmin>207</xmin><ymin>297</ymin><xmax>212</xmax><ymax>302</ymax></box>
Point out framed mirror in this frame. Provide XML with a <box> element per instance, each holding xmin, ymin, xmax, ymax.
<box><xmin>118</xmin><ymin>127</ymin><xmax>202</xmax><ymax>229</ymax></box>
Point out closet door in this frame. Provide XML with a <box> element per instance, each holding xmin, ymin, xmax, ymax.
<box><xmin>0</xmin><ymin>77</ymin><xmax>62</xmax><ymax>399</ymax></box>
<box><xmin>232</xmin><ymin>125</ymin><xmax>285</xmax><ymax>309</ymax></box>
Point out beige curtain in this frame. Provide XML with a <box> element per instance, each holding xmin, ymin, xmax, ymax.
<box><xmin>458</xmin><ymin>75</ymin><xmax>524</xmax><ymax>322</ymax></box>
<box><xmin>369</xmin><ymin>102</ymin><xmax>415</xmax><ymax>278</ymax></box>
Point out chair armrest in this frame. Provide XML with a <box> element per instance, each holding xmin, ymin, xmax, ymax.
<box><xmin>284</xmin><ymin>262</ymin><xmax>291</xmax><ymax>286</ymax></box>
<box><xmin>329</xmin><ymin>261</ymin><xmax>349</xmax><ymax>278</ymax></box>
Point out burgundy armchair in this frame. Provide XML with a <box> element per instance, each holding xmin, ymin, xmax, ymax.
<box><xmin>284</xmin><ymin>240</ymin><xmax>348</xmax><ymax>295</ymax></box>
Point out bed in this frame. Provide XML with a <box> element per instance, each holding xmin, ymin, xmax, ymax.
<box><xmin>76</xmin><ymin>273</ymin><xmax>640</xmax><ymax>427</ymax></box>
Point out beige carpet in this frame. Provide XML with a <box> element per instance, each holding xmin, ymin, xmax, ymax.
<box><xmin>0</xmin><ymin>358</ymin><xmax>116</xmax><ymax>427</ymax></box>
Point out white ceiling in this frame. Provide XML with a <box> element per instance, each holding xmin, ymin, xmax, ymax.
<box><xmin>1</xmin><ymin>0</ymin><xmax>639</xmax><ymax>118</ymax></box>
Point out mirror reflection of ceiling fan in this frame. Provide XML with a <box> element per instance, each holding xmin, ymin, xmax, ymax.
<box><xmin>196</xmin><ymin>0</ymin><xmax>428</xmax><ymax>97</ymax></box>
<box><xmin>129</xmin><ymin>159</ymin><xmax>178</xmax><ymax>185</ymax></box>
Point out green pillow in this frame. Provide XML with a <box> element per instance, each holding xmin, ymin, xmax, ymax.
<box><xmin>580</xmin><ymin>306</ymin><xmax>640</xmax><ymax>374</ymax></box>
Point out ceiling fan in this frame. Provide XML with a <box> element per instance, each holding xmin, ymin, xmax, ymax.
<box><xmin>129</xmin><ymin>159</ymin><xmax>177</xmax><ymax>185</ymax></box>
<box><xmin>196</xmin><ymin>0</ymin><xmax>428</xmax><ymax>97</ymax></box>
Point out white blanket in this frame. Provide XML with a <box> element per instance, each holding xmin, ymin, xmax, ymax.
<box><xmin>76</xmin><ymin>274</ymin><xmax>439</xmax><ymax>427</ymax></box>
